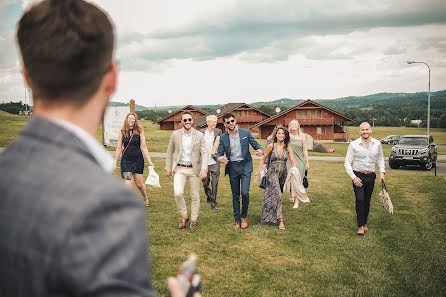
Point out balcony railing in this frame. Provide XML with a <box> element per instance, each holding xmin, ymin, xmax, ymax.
<box><xmin>333</xmin><ymin>133</ymin><xmax>348</xmax><ymax>142</ymax></box>
<box><xmin>236</xmin><ymin>116</ymin><xmax>263</xmax><ymax>123</ymax></box>
<box><xmin>284</xmin><ymin>118</ymin><xmax>334</xmax><ymax>126</ymax></box>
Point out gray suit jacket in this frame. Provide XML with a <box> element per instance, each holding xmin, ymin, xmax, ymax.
<box><xmin>0</xmin><ymin>117</ymin><xmax>155</xmax><ymax>297</ymax></box>
<box><xmin>165</xmin><ymin>128</ymin><xmax>209</xmax><ymax>175</ymax></box>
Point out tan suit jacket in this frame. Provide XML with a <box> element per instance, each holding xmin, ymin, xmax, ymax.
<box><xmin>165</xmin><ymin>128</ymin><xmax>209</xmax><ymax>176</ymax></box>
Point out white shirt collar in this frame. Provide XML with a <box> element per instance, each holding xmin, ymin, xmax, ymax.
<box><xmin>51</xmin><ymin>119</ymin><xmax>114</xmax><ymax>173</ymax></box>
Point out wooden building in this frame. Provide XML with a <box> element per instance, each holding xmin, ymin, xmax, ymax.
<box><xmin>157</xmin><ymin>105</ymin><xmax>206</xmax><ymax>130</ymax></box>
<box><xmin>193</xmin><ymin>103</ymin><xmax>270</xmax><ymax>133</ymax></box>
<box><xmin>251</xmin><ymin>100</ymin><xmax>355</xmax><ymax>141</ymax></box>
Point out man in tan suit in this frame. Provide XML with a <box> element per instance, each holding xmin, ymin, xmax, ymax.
<box><xmin>166</xmin><ymin>111</ymin><xmax>208</xmax><ymax>229</ymax></box>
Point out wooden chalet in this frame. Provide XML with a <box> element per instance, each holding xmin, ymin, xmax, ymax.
<box><xmin>157</xmin><ymin>105</ymin><xmax>207</xmax><ymax>130</ymax></box>
<box><xmin>251</xmin><ymin>100</ymin><xmax>355</xmax><ymax>141</ymax></box>
<box><xmin>193</xmin><ymin>103</ymin><xmax>270</xmax><ymax>133</ymax></box>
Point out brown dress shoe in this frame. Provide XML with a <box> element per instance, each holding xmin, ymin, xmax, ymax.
<box><xmin>235</xmin><ymin>221</ymin><xmax>241</xmax><ymax>229</ymax></box>
<box><xmin>178</xmin><ymin>217</ymin><xmax>189</xmax><ymax>229</ymax></box>
<box><xmin>357</xmin><ymin>227</ymin><xmax>365</xmax><ymax>235</ymax></box>
<box><xmin>190</xmin><ymin>220</ymin><xmax>197</xmax><ymax>229</ymax></box>
<box><xmin>241</xmin><ymin>218</ymin><xmax>248</xmax><ymax>229</ymax></box>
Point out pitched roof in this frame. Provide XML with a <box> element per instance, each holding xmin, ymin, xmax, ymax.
<box><xmin>250</xmin><ymin>99</ymin><xmax>355</xmax><ymax>128</ymax></box>
<box><xmin>194</xmin><ymin>103</ymin><xmax>270</xmax><ymax>127</ymax></box>
<box><xmin>156</xmin><ymin>105</ymin><xmax>207</xmax><ymax>123</ymax></box>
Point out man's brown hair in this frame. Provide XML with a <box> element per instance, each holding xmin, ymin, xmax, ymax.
<box><xmin>17</xmin><ymin>0</ymin><xmax>114</xmax><ymax>106</ymax></box>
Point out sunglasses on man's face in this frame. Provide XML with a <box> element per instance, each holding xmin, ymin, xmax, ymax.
<box><xmin>183</xmin><ymin>118</ymin><xmax>193</xmax><ymax>123</ymax></box>
<box><xmin>225</xmin><ymin>119</ymin><xmax>235</xmax><ymax>125</ymax></box>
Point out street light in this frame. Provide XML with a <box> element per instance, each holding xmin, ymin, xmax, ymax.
<box><xmin>407</xmin><ymin>61</ymin><xmax>430</xmax><ymax>136</ymax></box>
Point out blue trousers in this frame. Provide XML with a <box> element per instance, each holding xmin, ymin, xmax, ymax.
<box><xmin>228</xmin><ymin>162</ymin><xmax>251</xmax><ymax>222</ymax></box>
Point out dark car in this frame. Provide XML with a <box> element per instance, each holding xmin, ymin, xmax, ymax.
<box><xmin>381</xmin><ymin>135</ymin><xmax>401</xmax><ymax>144</ymax></box>
<box><xmin>389</xmin><ymin>135</ymin><xmax>437</xmax><ymax>170</ymax></box>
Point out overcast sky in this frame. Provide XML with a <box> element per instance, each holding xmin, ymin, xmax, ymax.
<box><xmin>1</xmin><ymin>0</ymin><xmax>445</xmax><ymax>108</ymax></box>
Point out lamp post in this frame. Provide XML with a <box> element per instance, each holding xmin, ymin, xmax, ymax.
<box><xmin>407</xmin><ymin>61</ymin><xmax>430</xmax><ymax>136</ymax></box>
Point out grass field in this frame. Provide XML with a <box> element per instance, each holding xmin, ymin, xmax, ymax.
<box><xmin>1</xmin><ymin>110</ymin><xmax>446</xmax><ymax>296</ymax></box>
<box><xmin>128</xmin><ymin>158</ymin><xmax>446</xmax><ymax>297</ymax></box>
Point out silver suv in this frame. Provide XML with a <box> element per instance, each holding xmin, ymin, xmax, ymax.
<box><xmin>389</xmin><ymin>135</ymin><xmax>437</xmax><ymax>170</ymax></box>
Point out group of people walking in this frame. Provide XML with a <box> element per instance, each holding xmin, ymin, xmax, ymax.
<box><xmin>114</xmin><ymin>110</ymin><xmax>385</xmax><ymax>235</ymax></box>
<box><xmin>115</xmin><ymin>111</ymin><xmax>312</xmax><ymax>230</ymax></box>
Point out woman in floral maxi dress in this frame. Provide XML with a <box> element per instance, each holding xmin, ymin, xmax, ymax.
<box><xmin>254</xmin><ymin>126</ymin><xmax>296</xmax><ymax>230</ymax></box>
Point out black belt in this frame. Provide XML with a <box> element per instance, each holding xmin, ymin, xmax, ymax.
<box><xmin>177</xmin><ymin>164</ymin><xmax>193</xmax><ymax>168</ymax></box>
<box><xmin>231</xmin><ymin>160</ymin><xmax>244</xmax><ymax>163</ymax></box>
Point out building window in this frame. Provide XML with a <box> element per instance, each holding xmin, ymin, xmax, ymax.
<box><xmin>296</xmin><ymin>110</ymin><xmax>307</xmax><ymax>119</ymax></box>
<box><xmin>234</xmin><ymin>110</ymin><xmax>242</xmax><ymax>118</ymax></box>
<box><xmin>245</xmin><ymin>110</ymin><xmax>252</xmax><ymax>117</ymax></box>
<box><xmin>317</xmin><ymin>127</ymin><xmax>325</xmax><ymax>134</ymax></box>
<box><xmin>311</xmin><ymin>110</ymin><xmax>321</xmax><ymax>119</ymax></box>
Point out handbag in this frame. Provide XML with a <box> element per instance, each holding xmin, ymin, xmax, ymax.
<box><xmin>379</xmin><ymin>181</ymin><xmax>393</xmax><ymax>214</ymax></box>
<box><xmin>259</xmin><ymin>175</ymin><xmax>267</xmax><ymax>189</ymax></box>
<box><xmin>302</xmin><ymin>170</ymin><xmax>309</xmax><ymax>188</ymax></box>
<box><xmin>145</xmin><ymin>166</ymin><xmax>161</xmax><ymax>188</ymax></box>
<box><xmin>259</xmin><ymin>146</ymin><xmax>272</xmax><ymax>189</ymax></box>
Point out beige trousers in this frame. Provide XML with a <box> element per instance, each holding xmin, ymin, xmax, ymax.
<box><xmin>173</xmin><ymin>166</ymin><xmax>201</xmax><ymax>221</ymax></box>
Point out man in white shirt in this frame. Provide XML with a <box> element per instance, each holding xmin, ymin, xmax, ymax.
<box><xmin>200</xmin><ymin>115</ymin><xmax>223</xmax><ymax>210</ymax></box>
<box><xmin>166</xmin><ymin>112</ymin><xmax>208</xmax><ymax>229</ymax></box>
<box><xmin>344</xmin><ymin>122</ymin><xmax>385</xmax><ymax>235</ymax></box>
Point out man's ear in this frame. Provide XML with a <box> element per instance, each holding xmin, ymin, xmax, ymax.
<box><xmin>103</xmin><ymin>63</ymin><xmax>117</xmax><ymax>95</ymax></box>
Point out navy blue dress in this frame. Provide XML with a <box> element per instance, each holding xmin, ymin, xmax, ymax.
<box><xmin>121</xmin><ymin>129</ymin><xmax>144</xmax><ymax>178</ymax></box>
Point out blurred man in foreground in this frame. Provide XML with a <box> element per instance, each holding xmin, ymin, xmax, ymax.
<box><xmin>0</xmin><ymin>0</ymin><xmax>196</xmax><ymax>296</ymax></box>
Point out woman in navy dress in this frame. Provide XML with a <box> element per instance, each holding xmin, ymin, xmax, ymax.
<box><xmin>113</xmin><ymin>112</ymin><xmax>154</xmax><ymax>206</ymax></box>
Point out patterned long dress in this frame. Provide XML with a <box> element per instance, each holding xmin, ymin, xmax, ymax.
<box><xmin>261</xmin><ymin>144</ymin><xmax>289</xmax><ymax>223</ymax></box>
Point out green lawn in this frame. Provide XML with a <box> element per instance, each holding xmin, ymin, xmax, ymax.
<box><xmin>2</xmin><ymin>110</ymin><xmax>445</xmax><ymax>296</ymax></box>
<box><xmin>130</xmin><ymin>158</ymin><xmax>446</xmax><ymax>297</ymax></box>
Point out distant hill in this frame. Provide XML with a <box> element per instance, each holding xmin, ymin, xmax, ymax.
<box><xmin>108</xmin><ymin>101</ymin><xmax>149</xmax><ymax>111</ymax></box>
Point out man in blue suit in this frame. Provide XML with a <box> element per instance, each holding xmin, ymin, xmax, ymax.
<box><xmin>217</xmin><ymin>113</ymin><xmax>263</xmax><ymax>229</ymax></box>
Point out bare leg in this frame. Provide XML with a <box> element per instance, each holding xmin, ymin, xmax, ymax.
<box><xmin>134</xmin><ymin>173</ymin><xmax>149</xmax><ymax>206</ymax></box>
<box><xmin>279</xmin><ymin>219</ymin><xmax>285</xmax><ymax>230</ymax></box>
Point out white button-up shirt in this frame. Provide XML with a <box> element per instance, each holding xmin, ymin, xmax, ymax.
<box><xmin>179</xmin><ymin>128</ymin><xmax>193</xmax><ymax>165</ymax></box>
<box><xmin>204</xmin><ymin>129</ymin><xmax>217</xmax><ymax>166</ymax></box>
<box><xmin>344</xmin><ymin>137</ymin><xmax>385</xmax><ymax>179</ymax></box>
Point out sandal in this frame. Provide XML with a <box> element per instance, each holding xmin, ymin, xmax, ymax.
<box><xmin>279</xmin><ymin>220</ymin><xmax>285</xmax><ymax>230</ymax></box>
<box><xmin>144</xmin><ymin>199</ymin><xmax>149</xmax><ymax>207</ymax></box>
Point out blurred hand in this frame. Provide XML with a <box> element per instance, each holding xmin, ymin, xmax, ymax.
<box><xmin>255</xmin><ymin>149</ymin><xmax>263</xmax><ymax>157</ymax></box>
<box><xmin>200</xmin><ymin>169</ymin><xmax>207</xmax><ymax>180</ymax></box>
<box><xmin>218</xmin><ymin>156</ymin><xmax>228</xmax><ymax>164</ymax></box>
<box><xmin>305</xmin><ymin>162</ymin><xmax>310</xmax><ymax>170</ymax></box>
<box><xmin>353</xmin><ymin>177</ymin><xmax>362</xmax><ymax>187</ymax></box>
<box><xmin>253</xmin><ymin>171</ymin><xmax>260</xmax><ymax>182</ymax></box>
<box><xmin>148</xmin><ymin>161</ymin><xmax>155</xmax><ymax>167</ymax></box>
<box><xmin>113</xmin><ymin>164</ymin><xmax>117</xmax><ymax>174</ymax></box>
<box><xmin>167</xmin><ymin>277</ymin><xmax>202</xmax><ymax>297</ymax></box>
<box><xmin>380</xmin><ymin>173</ymin><xmax>385</xmax><ymax>181</ymax></box>
<box><xmin>166</xmin><ymin>170</ymin><xmax>172</xmax><ymax>178</ymax></box>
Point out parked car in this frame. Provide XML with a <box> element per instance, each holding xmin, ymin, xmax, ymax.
<box><xmin>389</xmin><ymin>135</ymin><xmax>437</xmax><ymax>170</ymax></box>
<box><xmin>381</xmin><ymin>135</ymin><xmax>401</xmax><ymax>144</ymax></box>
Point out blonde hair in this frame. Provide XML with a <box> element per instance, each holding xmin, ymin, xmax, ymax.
<box><xmin>206</xmin><ymin>114</ymin><xmax>217</xmax><ymax>122</ymax></box>
<box><xmin>121</xmin><ymin>112</ymin><xmax>143</xmax><ymax>138</ymax></box>
<box><xmin>288</xmin><ymin>119</ymin><xmax>303</xmax><ymax>137</ymax></box>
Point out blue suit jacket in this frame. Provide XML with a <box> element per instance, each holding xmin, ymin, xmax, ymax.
<box><xmin>216</xmin><ymin>128</ymin><xmax>263</xmax><ymax>175</ymax></box>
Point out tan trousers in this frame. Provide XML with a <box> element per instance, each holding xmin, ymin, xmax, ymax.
<box><xmin>173</xmin><ymin>166</ymin><xmax>201</xmax><ymax>221</ymax></box>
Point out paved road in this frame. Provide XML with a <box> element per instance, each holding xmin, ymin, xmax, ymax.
<box><xmin>1</xmin><ymin>148</ymin><xmax>444</xmax><ymax>174</ymax></box>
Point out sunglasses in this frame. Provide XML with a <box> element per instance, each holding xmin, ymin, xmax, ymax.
<box><xmin>183</xmin><ymin>118</ymin><xmax>193</xmax><ymax>123</ymax></box>
<box><xmin>225</xmin><ymin>119</ymin><xmax>235</xmax><ymax>125</ymax></box>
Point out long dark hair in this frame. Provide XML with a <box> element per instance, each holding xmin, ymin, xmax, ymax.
<box><xmin>273</xmin><ymin>126</ymin><xmax>290</xmax><ymax>146</ymax></box>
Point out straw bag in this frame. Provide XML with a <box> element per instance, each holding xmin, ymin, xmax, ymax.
<box><xmin>379</xmin><ymin>181</ymin><xmax>393</xmax><ymax>214</ymax></box>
